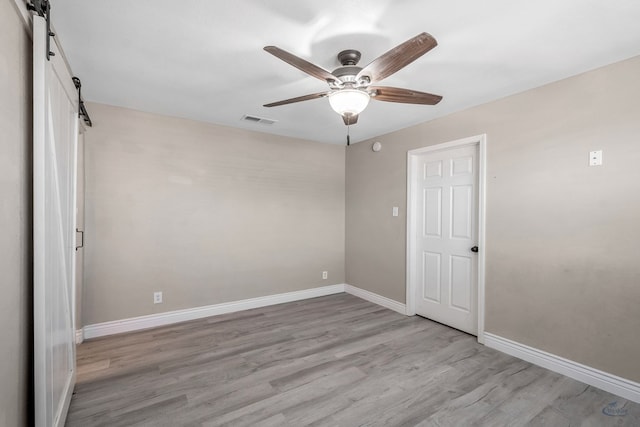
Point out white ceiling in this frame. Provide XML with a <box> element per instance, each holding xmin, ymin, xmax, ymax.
<box><xmin>53</xmin><ymin>0</ymin><xmax>640</xmax><ymax>145</ymax></box>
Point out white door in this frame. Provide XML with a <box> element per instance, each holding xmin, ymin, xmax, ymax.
<box><xmin>33</xmin><ymin>15</ymin><xmax>78</xmax><ymax>427</ymax></box>
<box><xmin>409</xmin><ymin>142</ymin><xmax>479</xmax><ymax>335</ymax></box>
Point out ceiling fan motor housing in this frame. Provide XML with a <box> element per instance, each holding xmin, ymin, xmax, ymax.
<box><xmin>333</xmin><ymin>50</ymin><xmax>366</xmax><ymax>86</ymax></box>
<box><xmin>332</xmin><ymin>66</ymin><xmax>362</xmax><ymax>84</ymax></box>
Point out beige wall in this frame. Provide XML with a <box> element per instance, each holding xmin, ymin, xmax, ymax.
<box><xmin>0</xmin><ymin>1</ymin><xmax>32</xmax><ymax>425</ymax></box>
<box><xmin>83</xmin><ymin>103</ymin><xmax>345</xmax><ymax>325</ymax></box>
<box><xmin>346</xmin><ymin>56</ymin><xmax>640</xmax><ymax>382</ymax></box>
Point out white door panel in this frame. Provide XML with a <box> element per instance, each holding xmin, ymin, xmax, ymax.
<box><xmin>424</xmin><ymin>188</ymin><xmax>442</xmax><ymax>237</ymax></box>
<box><xmin>34</xmin><ymin>15</ymin><xmax>77</xmax><ymax>427</ymax></box>
<box><xmin>422</xmin><ymin>252</ymin><xmax>441</xmax><ymax>302</ymax></box>
<box><xmin>411</xmin><ymin>144</ymin><xmax>479</xmax><ymax>334</ymax></box>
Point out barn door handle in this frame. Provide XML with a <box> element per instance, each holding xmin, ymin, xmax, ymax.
<box><xmin>76</xmin><ymin>228</ymin><xmax>84</xmax><ymax>251</ymax></box>
<box><xmin>470</xmin><ymin>246</ymin><xmax>478</xmax><ymax>253</ymax></box>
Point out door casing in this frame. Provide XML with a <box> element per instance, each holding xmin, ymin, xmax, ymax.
<box><xmin>406</xmin><ymin>134</ymin><xmax>487</xmax><ymax>343</ymax></box>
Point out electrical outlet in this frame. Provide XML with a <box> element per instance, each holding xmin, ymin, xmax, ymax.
<box><xmin>322</xmin><ymin>271</ymin><xmax>328</xmax><ymax>280</ymax></box>
<box><xmin>153</xmin><ymin>291</ymin><xmax>163</xmax><ymax>304</ymax></box>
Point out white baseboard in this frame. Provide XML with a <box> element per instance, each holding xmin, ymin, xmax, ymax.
<box><xmin>484</xmin><ymin>332</ymin><xmax>640</xmax><ymax>404</ymax></box>
<box><xmin>83</xmin><ymin>284</ymin><xmax>346</xmax><ymax>339</ymax></box>
<box><xmin>344</xmin><ymin>284</ymin><xmax>407</xmax><ymax>315</ymax></box>
<box><xmin>75</xmin><ymin>329</ymin><xmax>84</xmax><ymax>344</ymax></box>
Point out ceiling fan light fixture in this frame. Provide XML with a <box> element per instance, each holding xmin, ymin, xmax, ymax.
<box><xmin>328</xmin><ymin>89</ymin><xmax>370</xmax><ymax>116</ymax></box>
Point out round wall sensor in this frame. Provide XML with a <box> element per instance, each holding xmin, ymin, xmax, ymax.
<box><xmin>372</xmin><ymin>142</ymin><xmax>382</xmax><ymax>152</ymax></box>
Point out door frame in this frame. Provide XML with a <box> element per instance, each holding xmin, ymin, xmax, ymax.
<box><xmin>406</xmin><ymin>134</ymin><xmax>487</xmax><ymax>343</ymax></box>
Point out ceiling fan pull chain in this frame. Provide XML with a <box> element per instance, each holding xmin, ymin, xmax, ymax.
<box><xmin>346</xmin><ymin>123</ymin><xmax>350</xmax><ymax>146</ymax></box>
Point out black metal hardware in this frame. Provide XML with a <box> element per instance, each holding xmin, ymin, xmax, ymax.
<box><xmin>28</xmin><ymin>0</ymin><xmax>55</xmax><ymax>60</ymax></box>
<box><xmin>75</xmin><ymin>228</ymin><xmax>84</xmax><ymax>251</ymax></box>
<box><xmin>470</xmin><ymin>246</ymin><xmax>479</xmax><ymax>253</ymax></box>
<box><xmin>346</xmin><ymin>121</ymin><xmax>351</xmax><ymax>146</ymax></box>
<box><xmin>72</xmin><ymin>77</ymin><xmax>93</xmax><ymax>127</ymax></box>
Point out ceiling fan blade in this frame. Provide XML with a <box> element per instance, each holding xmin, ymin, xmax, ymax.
<box><xmin>370</xmin><ymin>86</ymin><xmax>442</xmax><ymax>105</ymax></box>
<box><xmin>356</xmin><ymin>33</ymin><xmax>437</xmax><ymax>83</ymax></box>
<box><xmin>263</xmin><ymin>91</ymin><xmax>329</xmax><ymax>107</ymax></box>
<box><xmin>342</xmin><ymin>114</ymin><xmax>358</xmax><ymax>125</ymax></box>
<box><xmin>264</xmin><ymin>46</ymin><xmax>340</xmax><ymax>85</ymax></box>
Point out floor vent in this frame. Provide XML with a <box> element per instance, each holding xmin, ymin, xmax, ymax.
<box><xmin>241</xmin><ymin>115</ymin><xmax>277</xmax><ymax>125</ymax></box>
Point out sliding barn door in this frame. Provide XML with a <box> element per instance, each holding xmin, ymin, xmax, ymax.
<box><xmin>33</xmin><ymin>15</ymin><xmax>78</xmax><ymax>427</ymax></box>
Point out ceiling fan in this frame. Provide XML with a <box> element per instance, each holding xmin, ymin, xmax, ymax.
<box><xmin>263</xmin><ymin>32</ymin><xmax>442</xmax><ymax>126</ymax></box>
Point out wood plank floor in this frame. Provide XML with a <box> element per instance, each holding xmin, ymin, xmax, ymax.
<box><xmin>66</xmin><ymin>293</ymin><xmax>640</xmax><ymax>426</ymax></box>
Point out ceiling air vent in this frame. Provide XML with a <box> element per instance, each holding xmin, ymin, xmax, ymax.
<box><xmin>241</xmin><ymin>115</ymin><xmax>277</xmax><ymax>125</ymax></box>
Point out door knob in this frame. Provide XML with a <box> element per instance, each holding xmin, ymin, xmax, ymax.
<box><xmin>470</xmin><ymin>246</ymin><xmax>478</xmax><ymax>253</ymax></box>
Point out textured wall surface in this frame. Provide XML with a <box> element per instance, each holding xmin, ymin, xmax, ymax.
<box><xmin>83</xmin><ymin>103</ymin><xmax>345</xmax><ymax>324</ymax></box>
<box><xmin>346</xmin><ymin>56</ymin><xmax>640</xmax><ymax>382</ymax></box>
<box><xmin>0</xmin><ymin>1</ymin><xmax>32</xmax><ymax>425</ymax></box>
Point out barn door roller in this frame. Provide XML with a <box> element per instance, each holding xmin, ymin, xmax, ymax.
<box><xmin>72</xmin><ymin>77</ymin><xmax>93</xmax><ymax>127</ymax></box>
<box><xmin>27</xmin><ymin>0</ymin><xmax>55</xmax><ymax>60</ymax></box>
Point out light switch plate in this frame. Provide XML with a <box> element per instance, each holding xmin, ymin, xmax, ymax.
<box><xmin>589</xmin><ymin>150</ymin><xmax>602</xmax><ymax>166</ymax></box>
<box><xmin>392</xmin><ymin>207</ymin><xmax>399</xmax><ymax>217</ymax></box>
